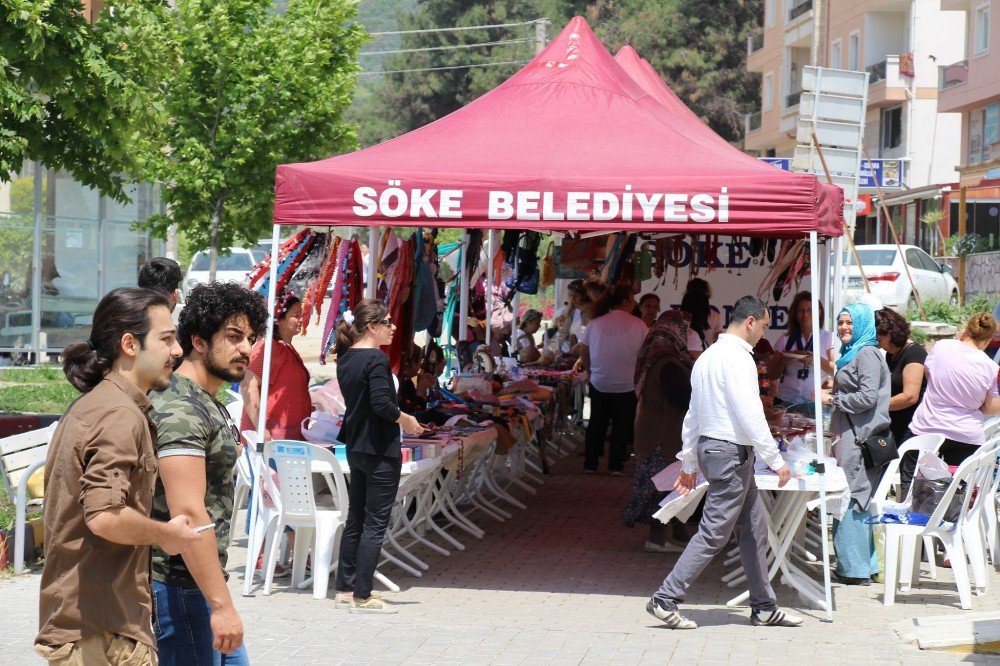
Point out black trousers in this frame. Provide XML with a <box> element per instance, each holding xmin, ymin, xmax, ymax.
<box><xmin>335</xmin><ymin>451</ymin><xmax>402</xmax><ymax>599</ymax></box>
<box><xmin>898</xmin><ymin>429</ymin><xmax>979</xmax><ymax>498</ymax></box>
<box><xmin>584</xmin><ymin>383</ymin><xmax>637</xmax><ymax>472</ymax></box>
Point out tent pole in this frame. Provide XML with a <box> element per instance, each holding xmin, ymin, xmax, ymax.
<box><xmin>831</xmin><ymin>236</ymin><xmax>844</xmax><ymax>328</ymax></box>
<box><xmin>810</xmin><ymin>231</ymin><xmax>834</xmax><ymax>621</ymax></box>
<box><xmin>486</xmin><ymin>230</ymin><xmax>494</xmax><ymax>350</ymax></box>
<box><xmin>243</xmin><ymin>223</ymin><xmax>281</xmax><ymax>597</ymax></box>
<box><xmin>458</xmin><ymin>231</ymin><xmax>470</xmax><ymax>344</ymax></box>
<box><xmin>367</xmin><ymin>226</ymin><xmax>379</xmax><ymax>299</ymax></box>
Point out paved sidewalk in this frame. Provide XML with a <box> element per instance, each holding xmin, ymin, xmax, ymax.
<box><xmin>2</xmin><ymin>451</ymin><xmax>994</xmax><ymax>665</ymax></box>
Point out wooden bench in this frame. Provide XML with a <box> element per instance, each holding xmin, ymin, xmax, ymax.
<box><xmin>0</xmin><ymin>423</ymin><xmax>57</xmax><ymax>573</ymax></box>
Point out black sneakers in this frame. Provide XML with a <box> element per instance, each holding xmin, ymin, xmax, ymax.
<box><xmin>646</xmin><ymin>598</ymin><xmax>698</xmax><ymax>629</ymax></box>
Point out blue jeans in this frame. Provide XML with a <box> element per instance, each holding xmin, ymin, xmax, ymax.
<box><xmin>153</xmin><ymin>581</ymin><xmax>250</xmax><ymax>666</ymax></box>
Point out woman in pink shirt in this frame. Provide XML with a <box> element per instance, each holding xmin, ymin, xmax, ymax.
<box><xmin>907</xmin><ymin>312</ymin><xmax>1000</xmax><ymax>478</ymax></box>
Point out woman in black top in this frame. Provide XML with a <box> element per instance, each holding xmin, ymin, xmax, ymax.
<box><xmin>333</xmin><ymin>299</ymin><xmax>424</xmax><ymax>613</ymax></box>
<box><xmin>875</xmin><ymin>307</ymin><xmax>927</xmax><ymax>494</ymax></box>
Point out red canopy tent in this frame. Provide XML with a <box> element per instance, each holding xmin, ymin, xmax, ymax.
<box><xmin>257</xmin><ymin>18</ymin><xmax>844</xmax><ymax>615</ymax></box>
<box><xmin>274</xmin><ymin>17</ymin><xmax>843</xmax><ymax>238</ymax></box>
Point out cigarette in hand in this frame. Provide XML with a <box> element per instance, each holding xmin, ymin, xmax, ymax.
<box><xmin>193</xmin><ymin>523</ymin><xmax>215</xmax><ymax>533</ymax></box>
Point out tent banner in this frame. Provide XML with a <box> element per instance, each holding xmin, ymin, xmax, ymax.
<box><xmin>351</xmin><ymin>184</ymin><xmax>732</xmax><ymax>224</ymax></box>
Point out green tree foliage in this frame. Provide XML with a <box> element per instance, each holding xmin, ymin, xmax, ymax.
<box><xmin>138</xmin><ymin>0</ymin><xmax>366</xmax><ymax>280</ymax></box>
<box><xmin>0</xmin><ymin>0</ymin><xmax>170</xmax><ymax>202</ymax></box>
<box><xmin>353</xmin><ymin>0</ymin><xmax>762</xmax><ymax>147</ymax></box>
<box><xmin>594</xmin><ymin>0</ymin><xmax>762</xmax><ymax>143</ymax></box>
<box><xmin>352</xmin><ymin>1</ymin><xmax>590</xmax><ymax>147</ymax></box>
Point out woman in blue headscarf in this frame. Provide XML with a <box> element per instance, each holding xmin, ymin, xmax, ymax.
<box><xmin>820</xmin><ymin>302</ymin><xmax>891</xmax><ymax>585</ymax></box>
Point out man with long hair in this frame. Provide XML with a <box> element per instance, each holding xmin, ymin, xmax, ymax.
<box><xmin>36</xmin><ymin>288</ymin><xmax>198</xmax><ymax>665</ymax></box>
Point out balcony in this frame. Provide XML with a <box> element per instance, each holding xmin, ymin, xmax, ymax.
<box><xmin>786</xmin><ymin>91</ymin><xmax>802</xmax><ymax>108</ymax></box>
<box><xmin>746</xmin><ymin>111</ymin><xmax>762</xmax><ymax>134</ymax></box>
<box><xmin>866</xmin><ymin>55</ymin><xmax>911</xmax><ymax>107</ymax></box>
<box><xmin>789</xmin><ymin>0</ymin><xmax>813</xmax><ymax>21</ymax></box>
<box><xmin>747</xmin><ymin>32</ymin><xmax>764</xmax><ymax>58</ymax></box>
<box><xmin>867</xmin><ymin>60</ymin><xmax>887</xmax><ymax>85</ymax></box>
<box><xmin>939</xmin><ymin>59</ymin><xmax>968</xmax><ymax>90</ymax></box>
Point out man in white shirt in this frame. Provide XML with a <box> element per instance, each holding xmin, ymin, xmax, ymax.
<box><xmin>575</xmin><ymin>284</ymin><xmax>648</xmax><ymax>475</ymax></box>
<box><xmin>647</xmin><ymin>296</ymin><xmax>801</xmax><ymax>630</ymax></box>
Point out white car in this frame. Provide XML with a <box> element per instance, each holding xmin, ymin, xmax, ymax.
<box><xmin>183</xmin><ymin>244</ymin><xmax>271</xmax><ymax>297</ymax></box>
<box><xmin>842</xmin><ymin>244</ymin><xmax>959</xmax><ymax>313</ymax></box>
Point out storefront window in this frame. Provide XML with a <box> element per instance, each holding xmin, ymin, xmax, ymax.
<box><xmin>0</xmin><ymin>162</ymin><xmax>165</xmax><ymax>357</ymax></box>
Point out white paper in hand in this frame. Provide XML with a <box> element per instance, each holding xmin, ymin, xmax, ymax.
<box><xmin>651</xmin><ymin>460</ymin><xmax>686</xmax><ymax>492</ymax></box>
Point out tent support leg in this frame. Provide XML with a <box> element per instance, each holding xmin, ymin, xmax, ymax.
<box><xmin>810</xmin><ymin>231</ymin><xmax>834</xmax><ymax>621</ymax></box>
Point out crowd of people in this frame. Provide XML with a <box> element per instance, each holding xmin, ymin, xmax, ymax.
<box><xmin>34</xmin><ymin>258</ymin><xmax>429</xmax><ymax>663</ymax></box>
<box><xmin>29</xmin><ymin>249</ymin><xmax>1000</xmax><ymax>663</ymax></box>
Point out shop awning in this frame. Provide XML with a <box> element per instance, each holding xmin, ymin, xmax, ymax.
<box><xmin>274</xmin><ymin>17</ymin><xmax>844</xmax><ymax>238</ymax></box>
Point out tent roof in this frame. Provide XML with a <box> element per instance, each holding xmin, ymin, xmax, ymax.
<box><xmin>274</xmin><ymin>17</ymin><xmax>843</xmax><ymax>238</ymax></box>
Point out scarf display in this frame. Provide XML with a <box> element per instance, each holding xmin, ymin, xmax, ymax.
<box><xmin>835</xmin><ymin>302</ymin><xmax>878</xmax><ymax>370</ymax></box>
<box><xmin>634</xmin><ymin>310</ymin><xmax>693</xmax><ymax>393</ymax></box>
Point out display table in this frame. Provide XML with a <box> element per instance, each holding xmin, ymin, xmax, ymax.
<box><xmin>653</xmin><ymin>457</ymin><xmax>848</xmax><ymax>610</ymax></box>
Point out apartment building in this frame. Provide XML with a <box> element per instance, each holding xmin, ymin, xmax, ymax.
<box><xmin>745</xmin><ymin>0</ymin><xmax>965</xmax><ymax>251</ymax></box>
<box><xmin>937</xmin><ymin>0</ymin><xmax>1000</xmax><ymax>250</ymax></box>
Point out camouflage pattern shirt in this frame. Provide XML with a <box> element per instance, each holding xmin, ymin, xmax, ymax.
<box><xmin>150</xmin><ymin>374</ymin><xmax>239</xmax><ymax>587</ymax></box>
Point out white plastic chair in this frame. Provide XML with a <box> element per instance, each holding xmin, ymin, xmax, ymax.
<box><xmin>883</xmin><ymin>445</ymin><xmax>994</xmax><ymax>609</ymax></box>
<box><xmin>0</xmin><ymin>422</ymin><xmax>58</xmax><ymax>574</ymax></box>
<box><xmin>228</xmin><ymin>430</ymin><xmax>258</xmax><ymax>548</ymax></box>
<box><xmin>869</xmin><ymin>433</ymin><xmax>945</xmax><ymax>585</ymax></box>
<box><xmin>870</xmin><ymin>433</ymin><xmax>946</xmax><ymax>515</ymax></box>
<box><xmin>261</xmin><ymin>440</ymin><xmax>348</xmax><ymax>600</ymax></box>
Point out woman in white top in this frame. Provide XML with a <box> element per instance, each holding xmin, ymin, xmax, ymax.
<box><xmin>767</xmin><ymin>291</ymin><xmax>836</xmax><ymax>406</ymax></box>
<box><xmin>511</xmin><ymin>309</ymin><xmax>543</xmax><ymax>364</ymax></box>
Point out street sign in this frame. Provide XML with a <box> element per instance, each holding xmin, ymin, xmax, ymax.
<box><xmin>760</xmin><ymin>157</ymin><xmax>905</xmax><ymax>189</ymax></box>
<box><xmin>858</xmin><ymin>159</ymin><xmax>904</xmax><ymax>189</ymax></box>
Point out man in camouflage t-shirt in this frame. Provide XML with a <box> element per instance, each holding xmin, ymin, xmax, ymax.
<box><xmin>150</xmin><ymin>283</ymin><xmax>267</xmax><ymax>665</ymax></box>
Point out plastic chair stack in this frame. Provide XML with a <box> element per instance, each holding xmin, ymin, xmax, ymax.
<box><xmin>259</xmin><ymin>440</ymin><xmax>349</xmax><ymax>600</ymax></box>
<box><xmin>883</xmin><ymin>437</ymin><xmax>1000</xmax><ymax>609</ymax></box>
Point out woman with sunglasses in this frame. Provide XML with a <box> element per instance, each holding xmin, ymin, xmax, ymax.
<box><xmin>333</xmin><ymin>299</ymin><xmax>425</xmax><ymax>613</ymax></box>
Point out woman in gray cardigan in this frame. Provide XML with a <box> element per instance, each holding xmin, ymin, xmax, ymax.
<box><xmin>821</xmin><ymin>302</ymin><xmax>891</xmax><ymax>585</ymax></box>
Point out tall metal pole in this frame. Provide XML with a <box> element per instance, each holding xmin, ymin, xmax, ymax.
<box><xmin>31</xmin><ymin>162</ymin><xmax>43</xmax><ymax>359</ymax></box>
<box><xmin>458</xmin><ymin>232</ymin><xmax>470</xmax><ymax>343</ymax></box>
<box><xmin>957</xmin><ymin>186</ymin><xmax>967</xmax><ymax>301</ymax></box>
<box><xmin>243</xmin><ymin>223</ymin><xmax>281</xmax><ymax>597</ymax></box>
<box><xmin>810</xmin><ymin>0</ymin><xmax>824</xmax><ymax>68</ymax></box>
<box><xmin>367</xmin><ymin>226</ymin><xmax>379</xmax><ymax>299</ymax></box>
<box><xmin>810</xmin><ymin>231</ymin><xmax>834</xmax><ymax>621</ymax></box>
<box><xmin>535</xmin><ymin>18</ymin><xmax>549</xmax><ymax>55</ymax></box>
<box><xmin>486</xmin><ymin>230</ymin><xmax>495</xmax><ymax>349</ymax></box>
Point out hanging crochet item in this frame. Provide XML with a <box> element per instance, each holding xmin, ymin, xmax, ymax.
<box><xmin>255</xmin><ymin>229</ymin><xmax>317</xmax><ymax>300</ymax></box>
<box><xmin>302</xmin><ymin>235</ymin><xmax>341</xmax><ymax>334</ymax></box>
<box><xmin>246</xmin><ymin>229</ymin><xmax>310</xmax><ymax>290</ymax></box>
<box><xmin>319</xmin><ymin>239</ymin><xmax>351</xmax><ymax>364</ymax></box>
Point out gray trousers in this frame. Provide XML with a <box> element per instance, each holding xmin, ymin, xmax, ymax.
<box><xmin>653</xmin><ymin>437</ymin><xmax>777</xmax><ymax>613</ymax></box>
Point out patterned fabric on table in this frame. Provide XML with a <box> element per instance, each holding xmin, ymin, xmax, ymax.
<box><xmin>620</xmin><ymin>445</ymin><xmax>670</xmax><ymax>528</ymax></box>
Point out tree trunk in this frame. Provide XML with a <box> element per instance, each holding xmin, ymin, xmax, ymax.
<box><xmin>207</xmin><ymin>192</ymin><xmax>226</xmax><ymax>283</ymax></box>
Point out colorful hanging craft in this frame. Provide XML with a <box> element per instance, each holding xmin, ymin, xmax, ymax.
<box><xmin>301</xmin><ymin>235</ymin><xmax>341</xmax><ymax>334</ymax></box>
<box><xmin>246</xmin><ymin>229</ymin><xmax>310</xmax><ymax>289</ymax></box>
<box><xmin>319</xmin><ymin>239</ymin><xmax>351</xmax><ymax>364</ymax></box>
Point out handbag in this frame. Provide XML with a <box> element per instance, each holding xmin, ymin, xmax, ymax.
<box><xmin>633</xmin><ymin>251</ymin><xmax>653</xmax><ymax>282</ymax></box>
<box><xmin>505</xmin><ymin>266</ymin><xmax>540</xmax><ymax>295</ymax></box>
<box><xmin>910</xmin><ymin>477</ymin><xmax>965</xmax><ymax>522</ymax></box>
<box><xmin>539</xmin><ymin>243</ymin><xmax>556</xmax><ymax>287</ymax></box>
<box><xmin>845</xmin><ymin>412</ymin><xmax>898</xmax><ymax>471</ymax></box>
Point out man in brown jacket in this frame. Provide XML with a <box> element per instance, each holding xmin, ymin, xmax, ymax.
<box><xmin>35</xmin><ymin>288</ymin><xmax>201</xmax><ymax>665</ymax></box>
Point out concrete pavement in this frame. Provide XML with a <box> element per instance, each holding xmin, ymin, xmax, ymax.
<box><xmin>2</xmin><ymin>452</ymin><xmax>994</xmax><ymax>665</ymax></box>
